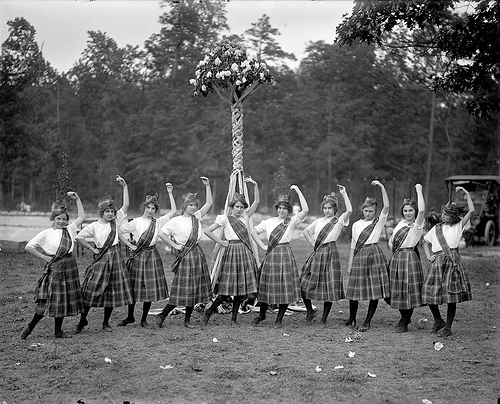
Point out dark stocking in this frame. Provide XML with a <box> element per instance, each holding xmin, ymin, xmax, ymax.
<box><xmin>184</xmin><ymin>306</ymin><xmax>194</xmax><ymax>327</ymax></box>
<box><xmin>79</xmin><ymin>306</ymin><xmax>91</xmax><ymax>326</ymax></box>
<box><xmin>141</xmin><ymin>302</ymin><xmax>152</xmax><ymax>325</ymax></box>
<box><xmin>275</xmin><ymin>304</ymin><xmax>288</xmax><ymax>325</ymax></box>
<box><xmin>346</xmin><ymin>300</ymin><xmax>358</xmax><ymax>326</ymax></box>
<box><xmin>28</xmin><ymin>313</ymin><xmax>44</xmax><ymax>332</ymax></box>
<box><xmin>207</xmin><ymin>295</ymin><xmax>226</xmax><ymax>316</ymax></box>
<box><xmin>231</xmin><ymin>296</ymin><xmax>242</xmax><ymax>322</ymax></box>
<box><xmin>363</xmin><ymin>300</ymin><xmax>379</xmax><ymax>325</ymax></box>
<box><xmin>445</xmin><ymin>303</ymin><xmax>456</xmax><ymax>330</ymax></box>
<box><xmin>103</xmin><ymin>307</ymin><xmax>113</xmax><ymax>325</ymax></box>
<box><xmin>54</xmin><ymin>317</ymin><xmax>64</xmax><ymax>334</ymax></box>
<box><xmin>252</xmin><ymin>302</ymin><xmax>268</xmax><ymax>324</ymax></box>
<box><xmin>301</xmin><ymin>291</ymin><xmax>314</xmax><ymax>314</ymax></box>
<box><xmin>428</xmin><ymin>304</ymin><xmax>446</xmax><ymax>333</ymax></box>
<box><xmin>160</xmin><ymin>304</ymin><xmax>177</xmax><ymax>318</ymax></box>
<box><xmin>321</xmin><ymin>301</ymin><xmax>333</xmax><ymax>323</ymax></box>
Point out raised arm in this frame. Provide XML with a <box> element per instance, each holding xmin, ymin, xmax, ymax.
<box><xmin>456</xmin><ymin>186</ymin><xmax>475</xmax><ymax>226</ymax></box>
<box><xmin>116</xmin><ymin>175</ymin><xmax>129</xmax><ymax>214</ymax></box>
<box><xmin>338</xmin><ymin>184</ymin><xmax>353</xmax><ymax>219</ymax></box>
<box><xmin>198</xmin><ymin>176</ymin><xmax>213</xmax><ymax>217</ymax></box>
<box><xmin>291</xmin><ymin>185</ymin><xmax>309</xmax><ymax>221</ymax></box>
<box><xmin>68</xmin><ymin>191</ymin><xmax>85</xmax><ymax>228</ymax></box>
<box><xmin>372</xmin><ymin>180</ymin><xmax>389</xmax><ymax>215</ymax></box>
<box><xmin>165</xmin><ymin>182</ymin><xmax>177</xmax><ymax>219</ymax></box>
<box><xmin>415</xmin><ymin>183</ymin><xmax>426</xmax><ymax>226</ymax></box>
<box><xmin>245</xmin><ymin>177</ymin><xmax>260</xmax><ymax>218</ymax></box>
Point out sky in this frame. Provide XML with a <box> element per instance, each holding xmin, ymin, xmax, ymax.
<box><xmin>0</xmin><ymin>0</ymin><xmax>354</xmax><ymax>73</ymax></box>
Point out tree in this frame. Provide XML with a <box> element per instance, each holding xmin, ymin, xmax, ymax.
<box><xmin>0</xmin><ymin>17</ymin><xmax>56</xmax><ymax>208</ymax></box>
<box><xmin>243</xmin><ymin>14</ymin><xmax>296</xmax><ymax>71</ymax></box>
<box><xmin>145</xmin><ymin>0</ymin><xmax>229</xmax><ymax>86</ymax></box>
<box><xmin>335</xmin><ymin>0</ymin><xmax>500</xmax><ymax>118</ymax></box>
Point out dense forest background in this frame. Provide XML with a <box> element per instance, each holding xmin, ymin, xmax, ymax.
<box><xmin>1</xmin><ymin>0</ymin><xmax>498</xmax><ymax>217</ymax></box>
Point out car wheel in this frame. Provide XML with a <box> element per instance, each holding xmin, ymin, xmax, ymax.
<box><xmin>484</xmin><ymin>220</ymin><xmax>496</xmax><ymax>247</ymax></box>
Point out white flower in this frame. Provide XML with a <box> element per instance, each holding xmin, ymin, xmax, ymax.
<box><xmin>189</xmin><ymin>79</ymin><xmax>196</xmax><ymax>85</ymax></box>
<box><xmin>198</xmin><ymin>60</ymin><xmax>206</xmax><ymax>67</ymax></box>
<box><xmin>206</xmin><ymin>71</ymin><xmax>212</xmax><ymax>78</ymax></box>
<box><xmin>231</xmin><ymin>63</ymin><xmax>239</xmax><ymax>72</ymax></box>
<box><xmin>195</xmin><ymin>70</ymin><xmax>201</xmax><ymax>77</ymax></box>
<box><xmin>216</xmin><ymin>72</ymin><xmax>221</xmax><ymax>79</ymax></box>
<box><xmin>214</xmin><ymin>57</ymin><xmax>221</xmax><ymax>66</ymax></box>
<box><xmin>259</xmin><ymin>72</ymin><xmax>265</xmax><ymax>80</ymax></box>
<box><xmin>201</xmin><ymin>85</ymin><xmax>207</xmax><ymax>92</ymax></box>
<box><xmin>235</xmin><ymin>80</ymin><xmax>241</xmax><ymax>85</ymax></box>
<box><xmin>242</xmin><ymin>77</ymin><xmax>247</xmax><ymax>83</ymax></box>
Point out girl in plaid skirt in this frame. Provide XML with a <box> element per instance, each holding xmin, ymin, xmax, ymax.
<box><xmin>387</xmin><ymin>184</ymin><xmax>425</xmax><ymax>333</ymax></box>
<box><xmin>156</xmin><ymin>177</ymin><xmax>213</xmax><ymax>328</ymax></box>
<box><xmin>345</xmin><ymin>180</ymin><xmax>390</xmax><ymax>332</ymax></box>
<box><xmin>74</xmin><ymin>176</ymin><xmax>134</xmax><ymax>334</ymax></box>
<box><xmin>117</xmin><ymin>183</ymin><xmax>176</xmax><ymax>328</ymax></box>
<box><xmin>300</xmin><ymin>185</ymin><xmax>352</xmax><ymax>325</ymax></box>
<box><xmin>251</xmin><ymin>185</ymin><xmax>309</xmax><ymax>328</ymax></box>
<box><xmin>22</xmin><ymin>192</ymin><xmax>85</xmax><ymax>339</ymax></box>
<box><xmin>202</xmin><ymin>177</ymin><xmax>260</xmax><ymax>326</ymax></box>
<box><xmin>422</xmin><ymin>187</ymin><xmax>474</xmax><ymax>337</ymax></box>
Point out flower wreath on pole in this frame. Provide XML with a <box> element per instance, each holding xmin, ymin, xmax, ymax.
<box><xmin>190</xmin><ymin>39</ymin><xmax>274</xmax><ymax>292</ymax></box>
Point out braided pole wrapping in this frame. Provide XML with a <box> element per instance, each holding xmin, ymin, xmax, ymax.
<box><xmin>231</xmin><ymin>103</ymin><xmax>244</xmax><ymax>173</ymax></box>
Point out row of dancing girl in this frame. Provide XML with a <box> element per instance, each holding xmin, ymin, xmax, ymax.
<box><xmin>21</xmin><ymin>176</ymin><xmax>473</xmax><ymax>338</ymax></box>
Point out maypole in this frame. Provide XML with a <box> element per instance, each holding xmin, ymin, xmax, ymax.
<box><xmin>190</xmin><ymin>39</ymin><xmax>274</xmax><ymax>289</ymax></box>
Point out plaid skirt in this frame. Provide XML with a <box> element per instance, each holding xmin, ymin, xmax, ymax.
<box><xmin>168</xmin><ymin>244</ymin><xmax>212</xmax><ymax>306</ymax></box>
<box><xmin>422</xmin><ymin>250</ymin><xmax>472</xmax><ymax>305</ymax></box>
<box><xmin>300</xmin><ymin>241</ymin><xmax>344</xmax><ymax>302</ymax></box>
<box><xmin>217</xmin><ymin>240</ymin><xmax>258</xmax><ymax>296</ymax></box>
<box><xmin>257</xmin><ymin>243</ymin><xmax>301</xmax><ymax>305</ymax></box>
<box><xmin>388</xmin><ymin>248</ymin><xmax>423</xmax><ymax>309</ymax></box>
<box><xmin>128</xmin><ymin>246</ymin><xmax>168</xmax><ymax>302</ymax></box>
<box><xmin>81</xmin><ymin>244</ymin><xmax>134</xmax><ymax>308</ymax></box>
<box><xmin>34</xmin><ymin>254</ymin><xmax>84</xmax><ymax>317</ymax></box>
<box><xmin>345</xmin><ymin>243</ymin><xmax>390</xmax><ymax>301</ymax></box>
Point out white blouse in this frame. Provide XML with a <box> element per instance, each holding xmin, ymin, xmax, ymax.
<box><xmin>424</xmin><ymin>222</ymin><xmax>464</xmax><ymax>253</ymax></box>
<box><xmin>76</xmin><ymin>209</ymin><xmax>126</xmax><ymax>248</ymax></box>
<box><xmin>27</xmin><ymin>222</ymin><xmax>79</xmax><ymax>254</ymax></box>
<box><xmin>120</xmin><ymin>212</ymin><xmax>174</xmax><ymax>247</ymax></box>
<box><xmin>389</xmin><ymin>219</ymin><xmax>425</xmax><ymax>249</ymax></box>
<box><xmin>350</xmin><ymin>211</ymin><xmax>388</xmax><ymax>249</ymax></box>
<box><xmin>305</xmin><ymin>212</ymin><xmax>350</xmax><ymax>244</ymax></box>
<box><xmin>254</xmin><ymin>215</ymin><xmax>302</xmax><ymax>244</ymax></box>
<box><xmin>214</xmin><ymin>214</ymin><xmax>250</xmax><ymax>241</ymax></box>
<box><xmin>161</xmin><ymin>211</ymin><xmax>204</xmax><ymax>246</ymax></box>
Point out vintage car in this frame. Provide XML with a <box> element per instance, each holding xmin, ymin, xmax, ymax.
<box><xmin>445</xmin><ymin>175</ymin><xmax>500</xmax><ymax>246</ymax></box>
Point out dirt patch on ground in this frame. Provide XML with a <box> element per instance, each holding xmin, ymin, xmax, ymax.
<box><xmin>1</xmin><ymin>241</ymin><xmax>498</xmax><ymax>404</ymax></box>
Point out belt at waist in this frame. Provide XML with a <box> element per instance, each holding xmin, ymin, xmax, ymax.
<box><xmin>228</xmin><ymin>240</ymin><xmax>243</xmax><ymax>244</ymax></box>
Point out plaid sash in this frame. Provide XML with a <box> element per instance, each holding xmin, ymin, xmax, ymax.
<box><xmin>435</xmin><ymin>223</ymin><xmax>464</xmax><ymax>293</ymax></box>
<box><xmin>228</xmin><ymin>215</ymin><xmax>252</xmax><ymax>252</ymax></box>
<box><xmin>302</xmin><ymin>217</ymin><xmax>338</xmax><ymax>269</ymax></box>
<box><xmin>171</xmin><ymin>215</ymin><xmax>199</xmax><ymax>274</ymax></box>
<box><xmin>126</xmin><ymin>218</ymin><xmax>156</xmax><ymax>268</ymax></box>
<box><xmin>353</xmin><ymin>217</ymin><xmax>379</xmax><ymax>257</ymax></box>
<box><xmin>266</xmin><ymin>218</ymin><xmax>291</xmax><ymax>254</ymax></box>
<box><xmin>314</xmin><ymin>217</ymin><xmax>338</xmax><ymax>251</ymax></box>
<box><xmin>90</xmin><ymin>219</ymin><xmax>116</xmax><ymax>265</ymax></box>
<box><xmin>392</xmin><ymin>225</ymin><xmax>411</xmax><ymax>253</ymax></box>
<box><xmin>36</xmin><ymin>227</ymin><xmax>72</xmax><ymax>292</ymax></box>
